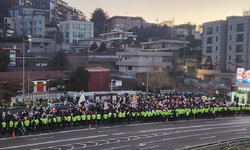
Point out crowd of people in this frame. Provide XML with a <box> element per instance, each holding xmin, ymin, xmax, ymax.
<box><xmin>0</xmin><ymin>93</ymin><xmax>248</xmax><ymax>137</ymax></box>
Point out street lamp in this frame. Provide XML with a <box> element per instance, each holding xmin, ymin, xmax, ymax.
<box><xmin>146</xmin><ymin>49</ymin><xmax>150</xmax><ymax>100</ymax></box>
<box><xmin>22</xmin><ymin>35</ymin><xmax>32</xmax><ymax>104</ymax></box>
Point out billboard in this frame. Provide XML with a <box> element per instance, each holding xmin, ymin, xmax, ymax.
<box><xmin>236</xmin><ymin>68</ymin><xmax>250</xmax><ymax>83</ymax></box>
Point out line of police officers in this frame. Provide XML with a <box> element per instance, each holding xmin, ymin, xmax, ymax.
<box><xmin>0</xmin><ymin>106</ymin><xmax>248</xmax><ymax>136</ymax></box>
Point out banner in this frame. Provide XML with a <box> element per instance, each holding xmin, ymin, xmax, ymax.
<box><xmin>132</xmin><ymin>94</ymin><xmax>137</xmax><ymax>108</ymax></box>
<box><xmin>78</xmin><ymin>92</ymin><xmax>86</xmax><ymax>105</ymax></box>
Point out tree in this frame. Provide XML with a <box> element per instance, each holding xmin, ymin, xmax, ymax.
<box><xmin>0</xmin><ymin>0</ymin><xmax>14</xmax><ymax>28</ymax></box>
<box><xmin>90</xmin><ymin>42</ymin><xmax>98</xmax><ymax>51</ymax></box>
<box><xmin>99</xmin><ymin>42</ymin><xmax>107</xmax><ymax>51</ymax></box>
<box><xmin>51</xmin><ymin>51</ymin><xmax>68</xmax><ymax>70</ymax></box>
<box><xmin>90</xmin><ymin>8</ymin><xmax>109</xmax><ymax>37</ymax></box>
<box><xmin>0</xmin><ymin>49</ymin><xmax>10</xmax><ymax>72</ymax></box>
<box><xmin>148</xmin><ymin>68</ymin><xmax>169</xmax><ymax>96</ymax></box>
<box><xmin>67</xmin><ymin>67</ymin><xmax>89</xmax><ymax>91</ymax></box>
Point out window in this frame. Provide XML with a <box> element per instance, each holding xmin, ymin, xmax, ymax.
<box><xmin>216</xmin><ymin>46</ymin><xmax>218</xmax><ymax>51</ymax></box>
<box><xmin>207</xmin><ymin>37</ymin><xmax>212</xmax><ymax>44</ymax></box>
<box><xmin>122</xmin><ymin>19</ymin><xmax>125</xmax><ymax>23</ymax></box>
<box><xmin>207</xmin><ymin>27</ymin><xmax>213</xmax><ymax>35</ymax></box>
<box><xmin>34</xmin><ymin>28</ymin><xmax>41</xmax><ymax>34</ymax></box>
<box><xmin>34</xmin><ymin>21</ymin><xmax>41</xmax><ymax>27</ymax></box>
<box><xmin>230</xmin><ymin>35</ymin><xmax>232</xmax><ymax>40</ymax></box>
<box><xmin>128</xmin><ymin>66</ymin><xmax>132</xmax><ymax>70</ymax></box>
<box><xmin>236</xmin><ymin>55</ymin><xmax>243</xmax><ymax>63</ymax></box>
<box><xmin>87</xmin><ymin>25</ymin><xmax>92</xmax><ymax>31</ymax></box>
<box><xmin>78</xmin><ymin>24</ymin><xmax>86</xmax><ymax>30</ymax></box>
<box><xmin>66</xmin><ymin>39</ymin><xmax>69</xmax><ymax>43</ymax></box>
<box><xmin>229</xmin><ymin>55</ymin><xmax>231</xmax><ymax>61</ymax></box>
<box><xmin>87</xmin><ymin>32</ymin><xmax>91</xmax><ymax>38</ymax></box>
<box><xmin>206</xmin><ymin>46</ymin><xmax>212</xmax><ymax>53</ymax></box>
<box><xmin>66</xmin><ymin>24</ymin><xmax>69</xmax><ymax>30</ymax></box>
<box><xmin>116</xmin><ymin>24</ymin><xmax>120</xmax><ymax>27</ymax></box>
<box><xmin>25</xmin><ymin>22</ymin><xmax>32</xmax><ymax>27</ymax></box>
<box><xmin>127</xmin><ymin>18</ymin><xmax>130</xmax><ymax>22</ymax></box>
<box><xmin>229</xmin><ymin>45</ymin><xmax>231</xmax><ymax>50</ymax></box>
<box><xmin>216</xmin><ymin>27</ymin><xmax>218</xmax><ymax>32</ymax></box>
<box><xmin>116</xmin><ymin>18</ymin><xmax>120</xmax><ymax>22</ymax></box>
<box><xmin>236</xmin><ymin>34</ymin><xmax>243</xmax><ymax>42</ymax></box>
<box><xmin>19</xmin><ymin>22</ymin><xmax>23</xmax><ymax>28</ymax></box>
<box><xmin>66</xmin><ymin>32</ymin><xmax>69</xmax><ymax>38</ymax></box>
<box><xmin>207</xmin><ymin>56</ymin><xmax>211</xmax><ymax>61</ymax></box>
<box><xmin>73</xmin><ymin>39</ymin><xmax>77</xmax><ymax>43</ymax></box>
<box><xmin>78</xmin><ymin>32</ymin><xmax>86</xmax><ymax>38</ymax></box>
<box><xmin>60</xmin><ymin>25</ymin><xmax>63</xmax><ymax>31</ymax></box>
<box><xmin>216</xmin><ymin>36</ymin><xmax>218</xmax><ymax>41</ymax></box>
<box><xmin>73</xmin><ymin>31</ymin><xmax>77</xmax><ymax>38</ymax></box>
<box><xmin>143</xmin><ymin>56</ymin><xmax>149</xmax><ymax>61</ymax></box>
<box><xmin>237</xmin><ymin>23</ymin><xmax>244</xmax><ymax>32</ymax></box>
<box><xmin>73</xmin><ymin>23</ymin><xmax>77</xmax><ymax>30</ymax></box>
<box><xmin>236</xmin><ymin>45</ymin><xmax>243</xmax><ymax>52</ymax></box>
<box><xmin>230</xmin><ymin>25</ymin><xmax>232</xmax><ymax>30</ymax></box>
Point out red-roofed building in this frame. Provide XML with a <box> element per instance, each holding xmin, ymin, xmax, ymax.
<box><xmin>86</xmin><ymin>67</ymin><xmax>110</xmax><ymax>91</ymax></box>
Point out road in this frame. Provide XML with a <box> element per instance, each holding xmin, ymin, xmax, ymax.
<box><xmin>0</xmin><ymin>116</ymin><xmax>250</xmax><ymax>150</ymax></box>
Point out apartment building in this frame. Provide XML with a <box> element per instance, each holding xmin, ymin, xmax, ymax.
<box><xmin>202</xmin><ymin>20</ymin><xmax>227</xmax><ymax>71</ymax></box>
<box><xmin>116</xmin><ymin>39</ymin><xmax>189</xmax><ymax>75</ymax></box>
<box><xmin>108</xmin><ymin>16</ymin><xmax>143</xmax><ymax>31</ymax></box>
<box><xmin>59</xmin><ymin>15</ymin><xmax>94</xmax><ymax>44</ymax></box>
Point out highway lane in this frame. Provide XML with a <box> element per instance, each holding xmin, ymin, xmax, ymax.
<box><xmin>0</xmin><ymin>116</ymin><xmax>250</xmax><ymax>150</ymax></box>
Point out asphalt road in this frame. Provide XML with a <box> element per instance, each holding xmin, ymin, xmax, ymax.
<box><xmin>1</xmin><ymin>116</ymin><xmax>250</xmax><ymax>150</ymax></box>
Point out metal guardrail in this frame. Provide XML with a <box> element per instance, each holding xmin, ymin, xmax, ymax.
<box><xmin>179</xmin><ymin>137</ymin><xmax>250</xmax><ymax>150</ymax></box>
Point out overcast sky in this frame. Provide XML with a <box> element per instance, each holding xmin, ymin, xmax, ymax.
<box><xmin>64</xmin><ymin>0</ymin><xmax>250</xmax><ymax>25</ymax></box>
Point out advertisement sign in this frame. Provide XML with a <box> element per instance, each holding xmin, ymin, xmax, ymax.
<box><xmin>236</xmin><ymin>68</ymin><xmax>250</xmax><ymax>83</ymax></box>
<box><xmin>132</xmin><ymin>94</ymin><xmax>137</xmax><ymax>108</ymax></box>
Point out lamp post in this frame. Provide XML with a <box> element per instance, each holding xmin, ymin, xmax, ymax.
<box><xmin>146</xmin><ymin>49</ymin><xmax>149</xmax><ymax>100</ymax></box>
<box><xmin>22</xmin><ymin>35</ymin><xmax>32</xmax><ymax>104</ymax></box>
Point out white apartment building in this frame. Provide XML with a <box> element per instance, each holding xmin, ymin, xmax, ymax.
<box><xmin>59</xmin><ymin>15</ymin><xmax>94</xmax><ymax>44</ymax></box>
<box><xmin>202</xmin><ymin>20</ymin><xmax>227</xmax><ymax>71</ymax></box>
<box><xmin>116</xmin><ymin>39</ymin><xmax>189</xmax><ymax>75</ymax></box>
<box><xmin>226</xmin><ymin>16</ymin><xmax>250</xmax><ymax>71</ymax></box>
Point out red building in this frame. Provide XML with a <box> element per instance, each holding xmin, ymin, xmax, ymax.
<box><xmin>86</xmin><ymin>67</ymin><xmax>110</xmax><ymax>92</ymax></box>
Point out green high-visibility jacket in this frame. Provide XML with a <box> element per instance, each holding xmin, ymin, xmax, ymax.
<box><xmin>118</xmin><ymin>112</ymin><xmax>122</xmax><ymax>118</ymax></box>
<box><xmin>122</xmin><ymin>112</ymin><xmax>126</xmax><ymax>118</ymax></box>
<box><xmin>35</xmin><ymin>119</ymin><xmax>39</xmax><ymax>125</ymax></box>
<box><xmin>103</xmin><ymin>114</ymin><xmax>108</xmax><ymax>120</ymax></box>
<box><xmin>76</xmin><ymin>116</ymin><xmax>81</xmax><ymax>121</ymax></box>
<box><xmin>137</xmin><ymin>112</ymin><xmax>140</xmax><ymax>116</ymax></box>
<box><xmin>53</xmin><ymin>118</ymin><xmax>57</xmax><ymax>123</ymax></box>
<box><xmin>14</xmin><ymin>122</ymin><xmax>18</xmax><ymax>128</ymax></box>
<box><xmin>57</xmin><ymin>117</ymin><xmax>61</xmax><ymax>122</ymax></box>
<box><xmin>24</xmin><ymin>120</ymin><xmax>30</xmax><ymax>127</ymax></box>
<box><xmin>87</xmin><ymin>115</ymin><xmax>91</xmax><ymax>120</ymax></box>
<box><xmin>48</xmin><ymin>119</ymin><xmax>51</xmax><ymax>123</ymax></box>
<box><xmin>1</xmin><ymin>122</ymin><xmax>6</xmax><ymax>128</ymax></box>
<box><xmin>97</xmin><ymin>114</ymin><xmax>101</xmax><ymax>120</ymax></box>
<box><xmin>9</xmin><ymin>121</ymin><xmax>13</xmax><ymax>128</ymax></box>
<box><xmin>81</xmin><ymin>115</ymin><xmax>86</xmax><ymax>121</ymax></box>
<box><xmin>92</xmin><ymin>114</ymin><xmax>96</xmax><ymax>120</ymax></box>
<box><xmin>132</xmin><ymin>112</ymin><xmax>136</xmax><ymax>117</ymax></box>
<box><xmin>113</xmin><ymin>113</ymin><xmax>117</xmax><ymax>118</ymax></box>
<box><xmin>43</xmin><ymin>118</ymin><xmax>48</xmax><ymax>124</ymax></box>
<box><xmin>67</xmin><ymin>116</ymin><xmax>71</xmax><ymax>122</ymax></box>
<box><xmin>72</xmin><ymin>117</ymin><xmax>76</xmax><ymax>122</ymax></box>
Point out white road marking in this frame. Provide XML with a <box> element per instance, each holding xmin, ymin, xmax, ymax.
<box><xmin>112</xmin><ymin>133</ymin><xmax>125</xmax><ymax>135</ymax></box>
<box><xmin>206</xmin><ymin>121</ymin><xmax>218</xmax><ymax>123</ymax></box>
<box><xmin>140</xmin><ymin>145</ymin><xmax>159</xmax><ymax>150</ymax></box>
<box><xmin>0</xmin><ymin>134</ymin><xmax>108</xmax><ymax>150</ymax></box>
<box><xmin>127</xmin><ymin>122</ymin><xmax>161</xmax><ymax>126</ymax></box>
<box><xmin>101</xmin><ymin>145</ymin><xmax>132</xmax><ymax>150</ymax></box>
<box><xmin>199</xmin><ymin>136</ymin><xmax>215</xmax><ymax>140</ymax></box>
<box><xmin>139</xmin><ymin>121</ymin><xmax>250</xmax><ymax>133</ymax></box>
<box><xmin>98</xmin><ymin>130</ymin><xmax>117</xmax><ymax>133</ymax></box>
<box><xmin>237</xmin><ymin>132</ymin><xmax>247</xmax><ymax>135</ymax></box>
<box><xmin>28</xmin><ymin>136</ymin><xmax>54</xmax><ymax>141</ymax></box>
<box><xmin>0</xmin><ymin>128</ymin><xmax>96</xmax><ymax>141</ymax></box>
<box><xmin>100</xmin><ymin>127</ymin><xmax>111</xmax><ymax>129</ymax></box>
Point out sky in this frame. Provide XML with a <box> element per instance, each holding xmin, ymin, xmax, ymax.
<box><xmin>64</xmin><ymin>0</ymin><xmax>250</xmax><ymax>26</ymax></box>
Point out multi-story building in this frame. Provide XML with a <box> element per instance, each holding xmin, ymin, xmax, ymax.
<box><xmin>116</xmin><ymin>39</ymin><xmax>189</xmax><ymax>75</ymax></box>
<box><xmin>172</xmin><ymin>24</ymin><xmax>201</xmax><ymax>40</ymax></box>
<box><xmin>59</xmin><ymin>15</ymin><xmax>94</xmax><ymax>44</ymax></box>
<box><xmin>198</xmin><ymin>15</ymin><xmax>250</xmax><ymax>85</ymax></box>
<box><xmin>202</xmin><ymin>20</ymin><xmax>227</xmax><ymax>71</ymax></box>
<box><xmin>99</xmin><ymin>29</ymin><xmax>137</xmax><ymax>49</ymax></box>
<box><xmin>1</xmin><ymin>46</ymin><xmax>21</xmax><ymax>67</ymax></box>
<box><xmin>8</xmin><ymin>6</ymin><xmax>51</xmax><ymax>24</ymax></box>
<box><xmin>10</xmin><ymin>15</ymin><xmax>45</xmax><ymax>38</ymax></box>
<box><xmin>108</xmin><ymin>16</ymin><xmax>143</xmax><ymax>31</ymax></box>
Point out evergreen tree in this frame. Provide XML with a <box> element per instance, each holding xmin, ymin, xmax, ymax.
<box><xmin>90</xmin><ymin>42</ymin><xmax>98</xmax><ymax>51</ymax></box>
<box><xmin>99</xmin><ymin>42</ymin><xmax>107</xmax><ymax>51</ymax></box>
<box><xmin>90</xmin><ymin>8</ymin><xmax>109</xmax><ymax>37</ymax></box>
<box><xmin>0</xmin><ymin>49</ymin><xmax>10</xmax><ymax>72</ymax></box>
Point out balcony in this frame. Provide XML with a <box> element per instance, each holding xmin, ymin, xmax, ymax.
<box><xmin>236</xmin><ymin>49</ymin><xmax>243</xmax><ymax>52</ymax></box>
<box><xmin>206</xmin><ymin>50</ymin><xmax>212</xmax><ymax>53</ymax></box>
